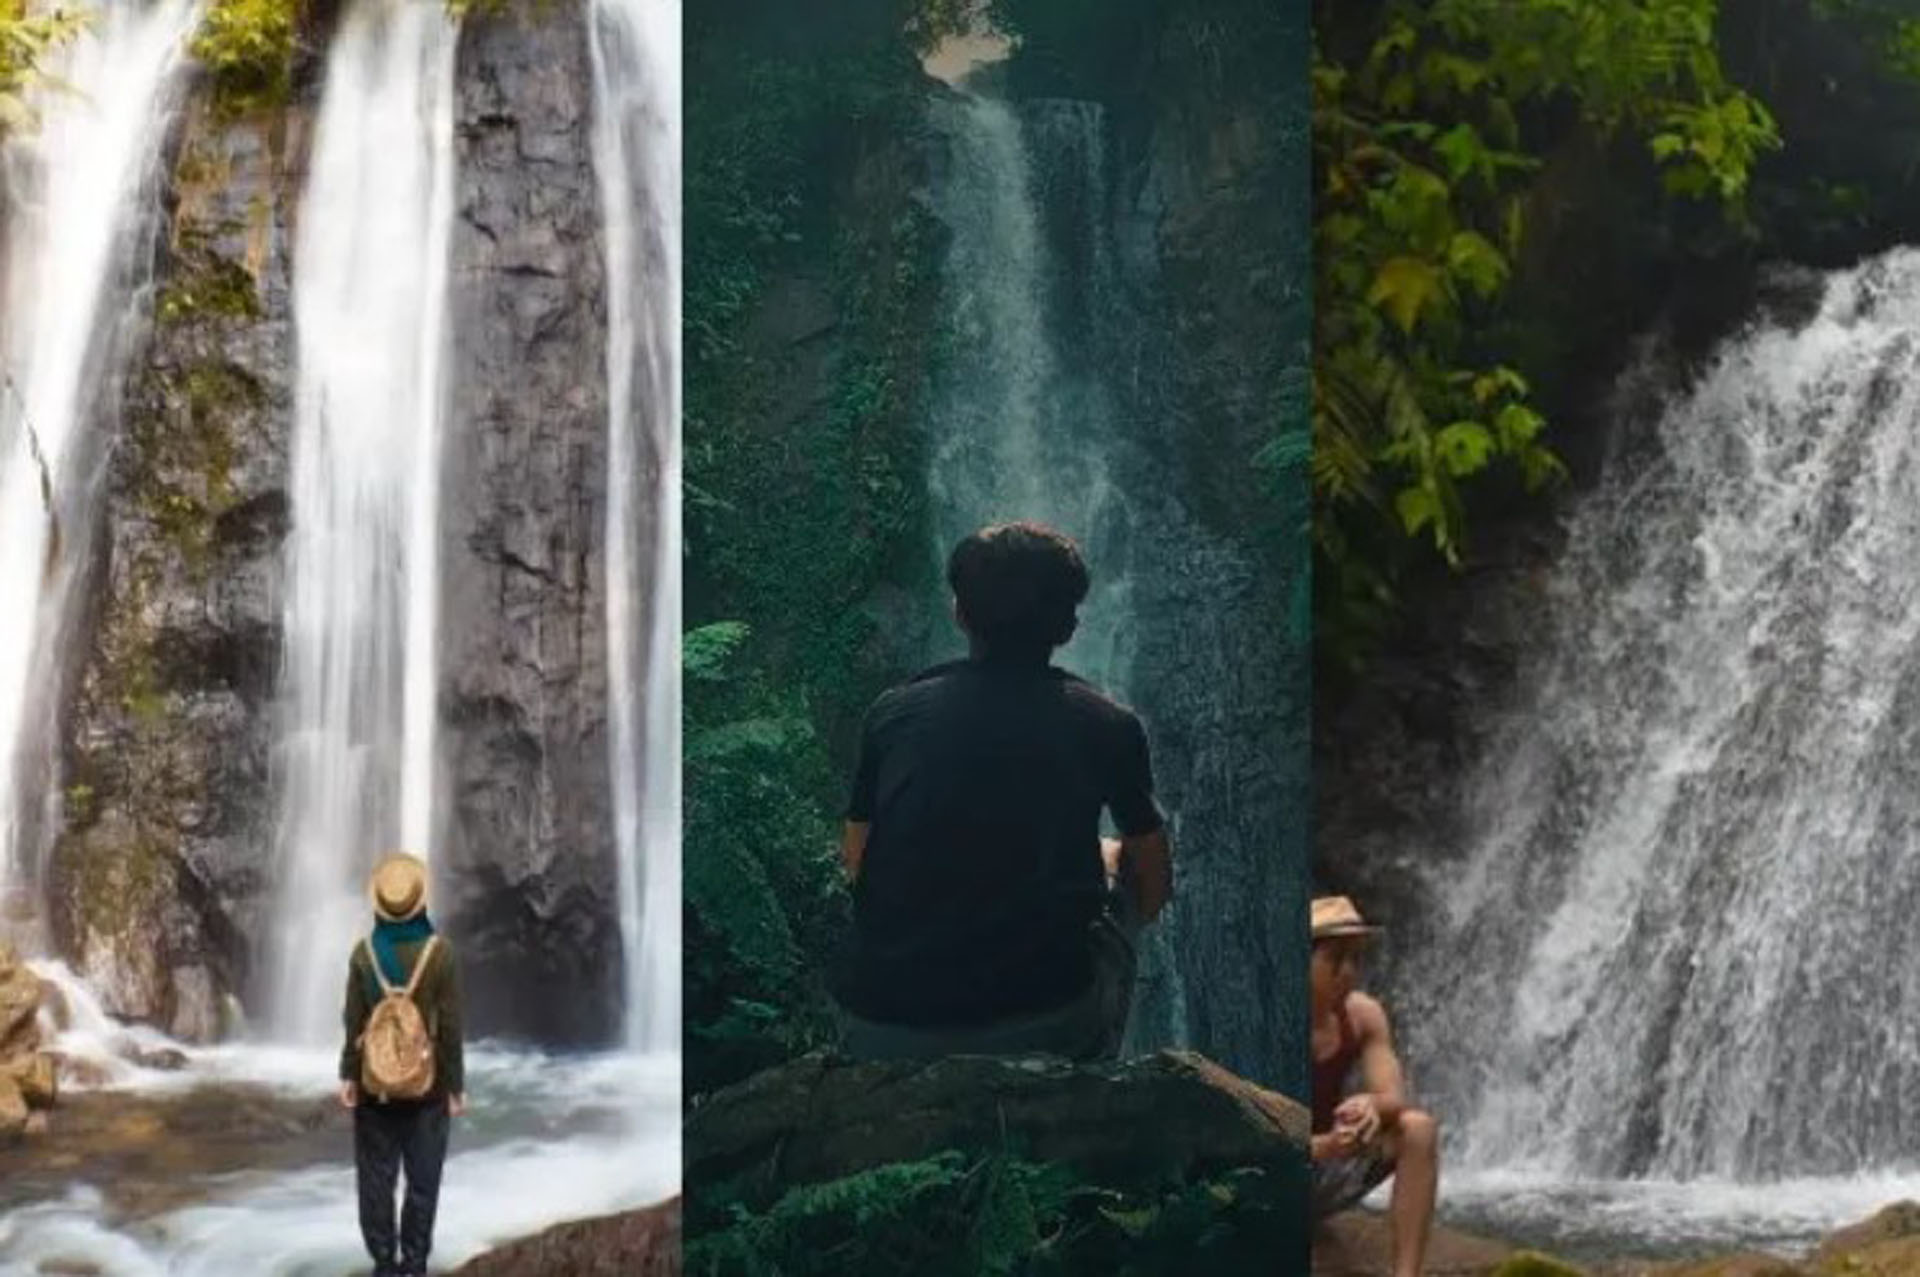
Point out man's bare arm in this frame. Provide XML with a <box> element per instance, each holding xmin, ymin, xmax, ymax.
<box><xmin>1105</xmin><ymin>829</ymin><xmax>1172</xmax><ymax>923</ymax></box>
<box><xmin>841</xmin><ymin>821</ymin><xmax>870</xmax><ymax>882</ymax></box>
<box><xmin>1351</xmin><ymin>993</ymin><xmax>1410</xmax><ymax>1124</ymax></box>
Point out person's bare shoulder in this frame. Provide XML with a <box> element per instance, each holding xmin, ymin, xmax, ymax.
<box><xmin>1346</xmin><ymin>991</ymin><xmax>1393</xmax><ymax>1042</ymax></box>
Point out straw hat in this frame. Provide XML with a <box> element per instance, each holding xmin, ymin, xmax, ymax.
<box><xmin>369</xmin><ymin>852</ymin><xmax>428</xmax><ymax>923</ymax></box>
<box><xmin>1312</xmin><ymin>895</ymin><xmax>1382</xmax><ymax>942</ymax></box>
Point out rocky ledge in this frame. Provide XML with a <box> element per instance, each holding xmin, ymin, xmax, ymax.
<box><xmin>451</xmin><ymin>1198</ymin><xmax>681</xmax><ymax>1277</ymax></box>
<box><xmin>687</xmin><ymin>1047</ymin><xmax>1311</xmax><ymax>1194</ymax></box>
<box><xmin>1315</xmin><ymin>1200</ymin><xmax>1920</xmax><ymax>1277</ymax></box>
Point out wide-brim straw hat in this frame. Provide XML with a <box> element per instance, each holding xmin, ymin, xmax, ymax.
<box><xmin>370</xmin><ymin>852</ymin><xmax>428</xmax><ymax>923</ymax></box>
<box><xmin>1312</xmin><ymin>895</ymin><xmax>1382</xmax><ymax>942</ymax></box>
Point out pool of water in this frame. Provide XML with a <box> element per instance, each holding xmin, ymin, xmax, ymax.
<box><xmin>1423</xmin><ymin>1168</ymin><xmax>1920</xmax><ymax>1266</ymax></box>
<box><xmin>0</xmin><ymin>965</ymin><xmax>679</xmax><ymax>1275</ymax></box>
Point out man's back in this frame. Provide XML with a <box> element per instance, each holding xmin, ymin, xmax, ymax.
<box><xmin>837</xmin><ymin>656</ymin><xmax>1161</xmax><ymax>1026</ymax></box>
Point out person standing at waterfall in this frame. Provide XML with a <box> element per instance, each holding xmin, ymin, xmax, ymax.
<box><xmin>831</xmin><ymin>520</ymin><xmax>1174</xmax><ymax>1060</ymax></box>
<box><xmin>337</xmin><ymin>852</ymin><xmax>466</xmax><ymax>1277</ymax></box>
<box><xmin>1311</xmin><ymin>895</ymin><xmax>1438</xmax><ymax>1277</ymax></box>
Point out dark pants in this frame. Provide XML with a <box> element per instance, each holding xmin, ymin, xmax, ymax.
<box><xmin>840</xmin><ymin>891</ymin><xmax>1141</xmax><ymax>1062</ymax></box>
<box><xmin>355</xmin><ymin>1097</ymin><xmax>449</xmax><ymax>1275</ymax></box>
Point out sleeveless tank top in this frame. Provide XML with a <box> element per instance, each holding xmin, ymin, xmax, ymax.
<box><xmin>1311</xmin><ymin>1000</ymin><xmax>1360</xmax><ymax>1134</ymax></box>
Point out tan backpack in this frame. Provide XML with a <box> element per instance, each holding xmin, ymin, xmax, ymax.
<box><xmin>357</xmin><ymin>934</ymin><xmax>439</xmax><ymax>1102</ymax></box>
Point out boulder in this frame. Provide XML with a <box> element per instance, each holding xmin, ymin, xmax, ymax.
<box><xmin>130</xmin><ymin>1047</ymin><xmax>190</xmax><ymax>1072</ymax></box>
<box><xmin>686</xmin><ymin>1048</ymin><xmax>1309</xmax><ymax>1195</ymax></box>
<box><xmin>0</xmin><ymin>944</ymin><xmax>42</xmax><ymax>1048</ymax></box>
<box><xmin>1812</xmin><ymin>1201</ymin><xmax>1920</xmax><ymax>1268</ymax></box>
<box><xmin>1659</xmin><ymin>1257</ymin><xmax>1805</xmax><ymax>1277</ymax></box>
<box><xmin>451</xmin><ymin>1198</ymin><xmax>680</xmax><ymax>1277</ymax></box>
<box><xmin>8</xmin><ymin>1052</ymin><xmax>56</xmax><ymax>1109</ymax></box>
<box><xmin>0</xmin><ymin>1074</ymin><xmax>28</xmax><ymax>1142</ymax></box>
<box><xmin>1312</xmin><ymin>1208</ymin><xmax>1521</xmax><ymax>1275</ymax></box>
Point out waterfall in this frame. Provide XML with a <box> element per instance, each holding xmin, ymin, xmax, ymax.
<box><xmin>268</xmin><ymin>0</ymin><xmax>458</xmax><ymax>1043</ymax></box>
<box><xmin>587</xmin><ymin>0</ymin><xmax>681</xmax><ymax>1054</ymax></box>
<box><xmin>924</xmin><ymin>89</ymin><xmax>1308</xmax><ymax>1093</ymax></box>
<box><xmin>1406</xmin><ymin>250</ymin><xmax>1920</xmax><ymax>1180</ymax></box>
<box><xmin>0</xmin><ymin>0</ymin><xmax>199</xmax><ymax>934</ymax></box>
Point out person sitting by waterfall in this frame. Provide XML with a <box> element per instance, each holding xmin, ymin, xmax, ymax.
<box><xmin>338</xmin><ymin>851</ymin><xmax>466</xmax><ymax>1277</ymax></box>
<box><xmin>831</xmin><ymin>519</ymin><xmax>1173</xmax><ymax>1061</ymax></box>
<box><xmin>1311</xmin><ymin>895</ymin><xmax>1438</xmax><ymax>1277</ymax></box>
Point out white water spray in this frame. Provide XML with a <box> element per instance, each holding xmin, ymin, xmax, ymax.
<box><xmin>0</xmin><ymin>0</ymin><xmax>199</xmax><ymax>925</ymax></box>
<box><xmin>1406</xmin><ymin>251</ymin><xmax>1920</xmax><ymax>1182</ymax></box>
<box><xmin>588</xmin><ymin>0</ymin><xmax>681</xmax><ymax>1055</ymax></box>
<box><xmin>269</xmin><ymin>0</ymin><xmax>458</xmax><ymax>1043</ymax></box>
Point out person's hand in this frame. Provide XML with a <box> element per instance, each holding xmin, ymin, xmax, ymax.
<box><xmin>1100</xmin><ymin>837</ymin><xmax>1123</xmax><ymax>884</ymax></box>
<box><xmin>1311</xmin><ymin>1128</ymin><xmax>1360</xmax><ymax>1161</ymax></box>
<box><xmin>338</xmin><ymin>1081</ymin><xmax>358</xmax><ymax>1110</ymax></box>
<box><xmin>448</xmin><ymin>1092</ymin><xmax>467</xmax><ymax>1117</ymax></box>
<box><xmin>1334</xmin><ymin>1094</ymin><xmax>1382</xmax><ymax>1145</ymax></box>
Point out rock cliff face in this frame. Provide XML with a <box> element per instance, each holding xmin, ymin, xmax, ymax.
<box><xmin>51</xmin><ymin>94</ymin><xmax>307</xmax><ymax>1041</ymax></box>
<box><xmin>438</xmin><ymin>6</ymin><xmax>622</xmax><ymax>1046</ymax></box>
<box><xmin>47</xmin><ymin>0</ymin><xmax>626</xmax><ymax>1045</ymax></box>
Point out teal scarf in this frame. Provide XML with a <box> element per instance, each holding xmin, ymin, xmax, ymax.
<box><xmin>369</xmin><ymin>912</ymin><xmax>435</xmax><ymax>991</ymax></box>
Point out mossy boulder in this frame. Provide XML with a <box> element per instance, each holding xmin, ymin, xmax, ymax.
<box><xmin>1814</xmin><ymin>1202</ymin><xmax>1920</xmax><ymax>1269</ymax></box>
<box><xmin>1490</xmin><ymin>1254</ymin><xmax>1586</xmax><ymax>1277</ymax></box>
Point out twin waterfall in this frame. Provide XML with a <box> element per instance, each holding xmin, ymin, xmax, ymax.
<box><xmin>0</xmin><ymin>0</ymin><xmax>676</xmax><ymax>1052</ymax></box>
<box><xmin>268</xmin><ymin>0</ymin><xmax>459</xmax><ymax>1045</ymax></box>
<box><xmin>0</xmin><ymin>0</ymin><xmax>199</xmax><ymax>936</ymax></box>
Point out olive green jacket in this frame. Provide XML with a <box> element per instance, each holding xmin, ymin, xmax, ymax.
<box><xmin>338</xmin><ymin>934</ymin><xmax>465</xmax><ymax>1099</ymax></box>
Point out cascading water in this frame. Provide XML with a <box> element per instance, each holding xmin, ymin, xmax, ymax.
<box><xmin>587</xmin><ymin>0</ymin><xmax>681</xmax><ymax>1057</ymax></box>
<box><xmin>267</xmin><ymin>0</ymin><xmax>458</xmax><ymax>1044</ymax></box>
<box><xmin>0</xmin><ymin>0</ymin><xmax>199</xmax><ymax>930</ymax></box>
<box><xmin>924</xmin><ymin>86</ymin><xmax>1308</xmax><ymax>1093</ymax></box>
<box><xmin>1396</xmin><ymin>249</ymin><xmax>1920</xmax><ymax>1230</ymax></box>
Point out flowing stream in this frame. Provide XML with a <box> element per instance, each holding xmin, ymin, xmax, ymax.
<box><xmin>924</xmin><ymin>86</ymin><xmax>1308</xmax><ymax>1093</ymax></box>
<box><xmin>0</xmin><ymin>0</ymin><xmax>199</xmax><ymax>935</ymax></box>
<box><xmin>1386</xmin><ymin>249</ymin><xmax>1920</xmax><ymax>1256</ymax></box>
<box><xmin>267</xmin><ymin>0</ymin><xmax>459</xmax><ymax>1045</ymax></box>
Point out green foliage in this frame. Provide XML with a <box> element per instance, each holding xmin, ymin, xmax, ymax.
<box><xmin>191</xmin><ymin>0</ymin><xmax>297</xmax><ymax>116</ymax></box>
<box><xmin>0</xmin><ymin>3</ymin><xmax>88</xmax><ymax>136</ymax></box>
<box><xmin>1312</xmin><ymin>0</ymin><xmax>1780</xmax><ymax>659</ymax></box>
<box><xmin>685</xmin><ymin>2</ymin><xmax>946</xmax><ymax>1097</ymax></box>
<box><xmin>687</xmin><ymin>1154</ymin><xmax>1309</xmax><ymax>1277</ymax></box>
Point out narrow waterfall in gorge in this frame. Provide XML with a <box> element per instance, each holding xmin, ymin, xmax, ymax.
<box><xmin>588</xmin><ymin>0</ymin><xmax>681</xmax><ymax>1056</ymax></box>
<box><xmin>924</xmin><ymin>87</ymin><xmax>1308</xmax><ymax>1092</ymax></box>
<box><xmin>267</xmin><ymin>0</ymin><xmax>458</xmax><ymax>1044</ymax></box>
<box><xmin>0</xmin><ymin>0</ymin><xmax>199</xmax><ymax>937</ymax></box>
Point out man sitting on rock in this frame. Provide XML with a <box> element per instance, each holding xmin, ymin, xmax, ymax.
<box><xmin>1311</xmin><ymin>895</ymin><xmax>1438</xmax><ymax>1277</ymax></box>
<box><xmin>832</xmin><ymin>520</ymin><xmax>1173</xmax><ymax>1061</ymax></box>
<box><xmin>338</xmin><ymin>852</ymin><xmax>465</xmax><ymax>1277</ymax></box>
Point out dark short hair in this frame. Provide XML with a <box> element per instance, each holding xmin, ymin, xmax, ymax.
<box><xmin>947</xmin><ymin>521</ymin><xmax>1090</xmax><ymax>654</ymax></box>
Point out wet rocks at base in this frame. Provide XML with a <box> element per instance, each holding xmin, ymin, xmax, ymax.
<box><xmin>0</xmin><ymin>941</ymin><xmax>59</xmax><ymax>1140</ymax></box>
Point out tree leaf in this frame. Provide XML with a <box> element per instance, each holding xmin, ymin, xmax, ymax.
<box><xmin>1367</xmin><ymin>256</ymin><xmax>1444</xmax><ymax>332</ymax></box>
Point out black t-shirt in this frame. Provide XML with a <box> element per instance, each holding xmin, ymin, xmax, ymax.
<box><xmin>833</xmin><ymin>656</ymin><xmax>1164</xmax><ymax>1026</ymax></box>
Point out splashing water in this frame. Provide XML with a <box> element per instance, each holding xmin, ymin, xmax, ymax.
<box><xmin>268</xmin><ymin>0</ymin><xmax>459</xmax><ymax>1044</ymax></box>
<box><xmin>587</xmin><ymin>0</ymin><xmax>681</xmax><ymax>1058</ymax></box>
<box><xmin>0</xmin><ymin>0</ymin><xmax>199</xmax><ymax>932</ymax></box>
